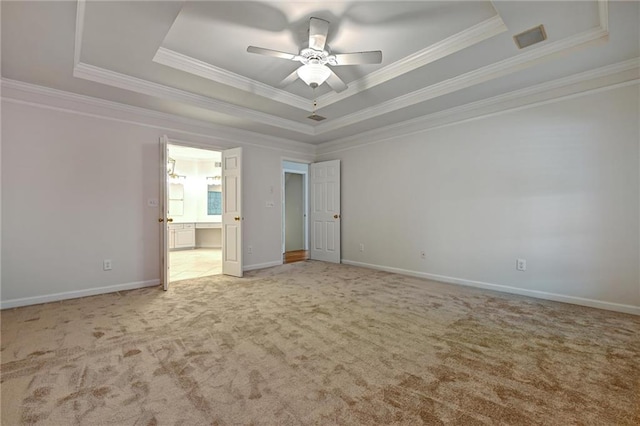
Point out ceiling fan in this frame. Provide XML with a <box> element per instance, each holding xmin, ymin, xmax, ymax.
<box><xmin>247</xmin><ymin>17</ymin><xmax>382</xmax><ymax>93</ymax></box>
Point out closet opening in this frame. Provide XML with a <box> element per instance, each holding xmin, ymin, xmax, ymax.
<box><xmin>282</xmin><ymin>160</ymin><xmax>309</xmax><ymax>264</ymax></box>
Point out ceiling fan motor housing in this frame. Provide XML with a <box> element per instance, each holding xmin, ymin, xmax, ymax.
<box><xmin>299</xmin><ymin>48</ymin><xmax>337</xmax><ymax>66</ymax></box>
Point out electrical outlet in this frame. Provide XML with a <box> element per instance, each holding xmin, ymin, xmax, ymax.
<box><xmin>248</xmin><ymin>246</ymin><xmax>253</xmax><ymax>254</ymax></box>
<box><xmin>516</xmin><ymin>258</ymin><xmax>526</xmax><ymax>271</ymax></box>
<box><xmin>359</xmin><ymin>243</ymin><xmax>364</xmax><ymax>252</ymax></box>
<box><xmin>420</xmin><ymin>251</ymin><xmax>426</xmax><ymax>260</ymax></box>
<box><xmin>103</xmin><ymin>259</ymin><xmax>112</xmax><ymax>271</ymax></box>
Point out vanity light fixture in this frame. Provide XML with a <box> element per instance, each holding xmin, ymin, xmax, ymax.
<box><xmin>167</xmin><ymin>157</ymin><xmax>186</xmax><ymax>181</ymax></box>
<box><xmin>206</xmin><ymin>176</ymin><xmax>222</xmax><ymax>185</ymax></box>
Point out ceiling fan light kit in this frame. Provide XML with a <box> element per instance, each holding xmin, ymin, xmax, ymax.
<box><xmin>297</xmin><ymin>63</ymin><xmax>331</xmax><ymax>88</ymax></box>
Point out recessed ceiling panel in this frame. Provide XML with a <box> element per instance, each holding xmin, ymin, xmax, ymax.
<box><xmin>3</xmin><ymin>0</ymin><xmax>636</xmax><ymax>146</ymax></box>
<box><xmin>159</xmin><ymin>1</ymin><xmax>498</xmax><ymax>94</ymax></box>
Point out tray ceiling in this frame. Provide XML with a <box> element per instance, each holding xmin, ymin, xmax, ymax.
<box><xmin>1</xmin><ymin>1</ymin><xmax>638</xmax><ymax>145</ymax></box>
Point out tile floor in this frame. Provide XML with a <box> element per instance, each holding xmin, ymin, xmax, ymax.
<box><xmin>169</xmin><ymin>248</ymin><xmax>222</xmax><ymax>282</ymax></box>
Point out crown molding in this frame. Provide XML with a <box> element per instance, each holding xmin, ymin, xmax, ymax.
<box><xmin>316</xmin><ymin>58</ymin><xmax>639</xmax><ymax>156</ymax></box>
<box><xmin>70</xmin><ymin>0</ymin><xmax>611</xmax><ymax>139</ymax></box>
<box><xmin>0</xmin><ymin>78</ymin><xmax>316</xmax><ymax>156</ymax></box>
<box><xmin>73</xmin><ymin>62</ymin><xmax>315</xmax><ymax>135</ymax></box>
<box><xmin>316</xmin><ymin>15</ymin><xmax>508</xmax><ymax>109</ymax></box>
<box><xmin>152</xmin><ymin>14</ymin><xmax>507</xmax><ymax>113</ymax></box>
<box><xmin>153</xmin><ymin>47</ymin><xmax>313</xmax><ymax>111</ymax></box>
<box><xmin>598</xmin><ymin>0</ymin><xmax>609</xmax><ymax>32</ymax></box>
<box><xmin>314</xmin><ymin>26</ymin><xmax>610</xmax><ymax>134</ymax></box>
<box><xmin>73</xmin><ymin>0</ymin><xmax>86</xmax><ymax>67</ymax></box>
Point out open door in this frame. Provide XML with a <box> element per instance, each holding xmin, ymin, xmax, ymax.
<box><xmin>309</xmin><ymin>160</ymin><xmax>341</xmax><ymax>263</ymax></box>
<box><xmin>160</xmin><ymin>135</ymin><xmax>170</xmax><ymax>290</ymax></box>
<box><xmin>222</xmin><ymin>147</ymin><xmax>243</xmax><ymax>277</ymax></box>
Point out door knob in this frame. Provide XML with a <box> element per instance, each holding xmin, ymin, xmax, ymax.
<box><xmin>167</xmin><ymin>218</ymin><xmax>174</xmax><ymax>223</ymax></box>
<box><xmin>234</xmin><ymin>216</ymin><xmax>240</xmax><ymax>221</ymax></box>
<box><xmin>158</xmin><ymin>218</ymin><xmax>164</xmax><ymax>223</ymax></box>
<box><xmin>334</xmin><ymin>214</ymin><xmax>340</xmax><ymax>219</ymax></box>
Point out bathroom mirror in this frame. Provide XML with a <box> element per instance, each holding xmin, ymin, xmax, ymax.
<box><xmin>169</xmin><ymin>183</ymin><xmax>184</xmax><ymax>216</ymax></box>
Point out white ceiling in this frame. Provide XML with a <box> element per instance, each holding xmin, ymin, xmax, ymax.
<box><xmin>1</xmin><ymin>1</ymin><xmax>639</xmax><ymax>145</ymax></box>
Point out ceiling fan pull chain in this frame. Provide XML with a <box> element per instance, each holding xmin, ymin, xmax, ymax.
<box><xmin>312</xmin><ymin>91</ymin><xmax>318</xmax><ymax>114</ymax></box>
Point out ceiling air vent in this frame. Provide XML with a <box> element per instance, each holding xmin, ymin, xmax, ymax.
<box><xmin>307</xmin><ymin>114</ymin><xmax>326</xmax><ymax>122</ymax></box>
<box><xmin>513</xmin><ymin>25</ymin><xmax>547</xmax><ymax>49</ymax></box>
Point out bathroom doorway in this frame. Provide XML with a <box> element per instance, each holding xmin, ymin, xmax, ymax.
<box><xmin>167</xmin><ymin>144</ymin><xmax>223</xmax><ymax>282</ymax></box>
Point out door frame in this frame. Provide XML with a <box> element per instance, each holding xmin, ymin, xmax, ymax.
<box><xmin>161</xmin><ymin>137</ymin><xmax>226</xmax><ymax>289</ymax></box>
<box><xmin>281</xmin><ymin>159</ymin><xmax>310</xmax><ymax>259</ymax></box>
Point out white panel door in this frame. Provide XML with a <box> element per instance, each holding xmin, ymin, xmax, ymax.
<box><xmin>309</xmin><ymin>160</ymin><xmax>341</xmax><ymax>263</ymax></box>
<box><xmin>160</xmin><ymin>136</ymin><xmax>170</xmax><ymax>290</ymax></box>
<box><xmin>222</xmin><ymin>147</ymin><xmax>243</xmax><ymax>277</ymax></box>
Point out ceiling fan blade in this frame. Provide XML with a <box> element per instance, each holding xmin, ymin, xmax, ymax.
<box><xmin>308</xmin><ymin>17</ymin><xmax>329</xmax><ymax>51</ymax></box>
<box><xmin>333</xmin><ymin>51</ymin><xmax>383</xmax><ymax>65</ymax></box>
<box><xmin>325</xmin><ymin>70</ymin><xmax>347</xmax><ymax>93</ymax></box>
<box><xmin>278</xmin><ymin>69</ymin><xmax>300</xmax><ymax>88</ymax></box>
<box><xmin>247</xmin><ymin>46</ymin><xmax>298</xmax><ymax>61</ymax></box>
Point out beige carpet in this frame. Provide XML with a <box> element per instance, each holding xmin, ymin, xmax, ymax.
<box><xmin>1</xmin><ymin>261</ymin><xmax>639</xmax><ymax>425</ymax></box>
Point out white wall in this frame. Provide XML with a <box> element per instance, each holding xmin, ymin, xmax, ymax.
<box><xmin>318</xmin><ymin>85</ymin><xmax>640</xmax><ymax>313</ymax></box>
<box><xmin>2</xmin><ymin>82</ymin><xmax>638</xmax><ymax>313</ymax></box>
<box><xmin>1</xmin><ymin>99</ymin><xmax>314</xmax><ymax>306</ymax></box>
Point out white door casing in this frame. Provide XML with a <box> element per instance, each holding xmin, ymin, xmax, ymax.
<box><xmin>309</xmin><ymin>160</ymin><xmax>341</xmax><ymax>263</ymax></box>
<box><xmin>160</xmin><ymin>135</ymin><xmax>170</xmax><ymax>290</ymax></box>
<box><xmin>281</xmin><ymin>162</ymin><xmax>310</xmax><ymax>256</ymax></box>
<box><xmin>222</xmin><ymin>147</ymin><xmax>243</xmax><ymax>277</ymax></box>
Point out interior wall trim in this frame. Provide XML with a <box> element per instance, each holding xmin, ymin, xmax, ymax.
<box><xmin>153</xmin><ymin>47</ymin><xmax>312</xmax><ymax>111</ymax></box>
<box><xmin>598</xmin><ymin>0</ymin><xmax>609</xmax><ymax>31</ymax></box>
<box><xmin>0</xmin><ymin>280</ymin><xmax>160</xmax><ymax>310</ymax></box>
<box><xmin>0</xmin><ymin>78</ymin><xmax>316</xmax><ymax>157</ymax></box>
<box><xmin>243</xmin><ymin>261</ymin><xmax>283</xmax><ymax>272</ymax></box>
<box><xmin>152</xmin><ymin>16</ymin><xmax>507</xmax><ymax>113</ymax></box>
<box><xmin>72</xmin><ymin>62</ymin><xmax>316</xmax><ymax>135</ymax></box>
<box><xmin>316</xmin><ymin>58</ymin><xmax>639</xmax><ymax>156</ymax></box>
<box><xmin>73</xmin><ymin>0</ymin><xmax>86</xmax><ymax>67</ymax></box>
<box><xmin>342</xmin><ymin>260</ymin><xmax>640</xmax><ymax>316</ymax></box>
<box><xmin>72</xmin><ymin>1</ymin><xmax>610</xmax><ymax>137</ymax></box>
<box><xmin>317</xmin><ymin>15</ymin><xmax>508</xmax><ymax>109</ymax></box>
<box><xmin>314</xmin><ymin>26</ymin><xmax>610</xmax><ymax>134</ymax></box>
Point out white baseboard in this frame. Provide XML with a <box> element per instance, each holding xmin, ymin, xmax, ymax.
<box><xmin>243</xmin><ymin>260</ymin><xmax>283</xmax><ymax>272</ymax></box>
<box><xmin>342</xmin><ymin>260</ymin><xmax>640</xmax><ymax>316</ymax></box>
<box><xmin>0</xmin><ymin>279</ymin><xmax>160</xmax><ymax>310</ymax></box>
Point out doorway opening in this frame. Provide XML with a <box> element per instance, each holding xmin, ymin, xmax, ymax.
<box><xmin>167</xmin><ymin>144</ymin><xmax>223</xmax><ymax>282</ymax></box>
<box><xmin>282</xmin><ymin>161</ymin><xmax>309</xmax><ymax>264</ymax></box>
